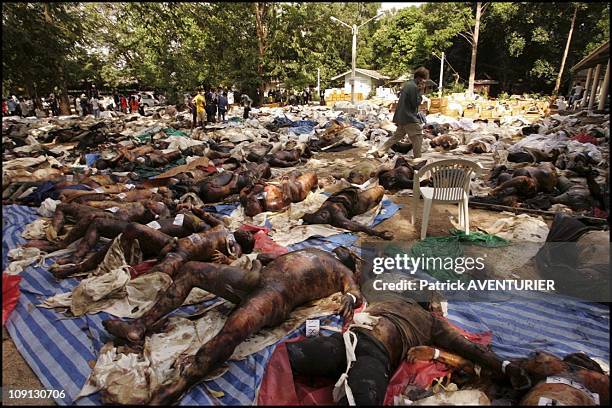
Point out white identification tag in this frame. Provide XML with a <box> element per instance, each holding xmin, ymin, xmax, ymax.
<box><xmin>305</xmin><ymin>319</ymin><xmax>320</xmax><ymax>337</ymax></box>
<box><xmin>146</xmin><ymin>220</ymin><xmax>161</xmax><ymax>230</ymax></box>
<box><xmin>545</xmin><ymin>377</ymin><xmax>599</xmax><ymax>404</ymax></box>
<box><xmin>106</xmin><ymin>206</ymin><xmax>120</xmax><ymax>213</ymax></box>
<box><xmin>117</xmin><ymin>193</ymin><xmax>127</xmax><ymax>199</ymax></box>
<box><xmin>126</xmin><ymin>183</ymin><xmax>136</xmax><ymax>190</ymax></box>
<box><xmin>173</xmin><ymin>213</ymin><xmax>185</xmax><ymax>226</ymax></box>
<box><xmin>94</xmin><ymin>187</ymin><xmax>105</xmax><ymax>193</ymax></box>
<box><xmin>66</xmin><ymin>175</ymin><xmax>74</xmax><ymax>182</ymax></box>
<box><xmin>150</xmin><ymin>187</ymin><xmax>159</xmax><ymax>193</ymax></box>
<box><xmin>537</xmin><ymin>397</ymin><xmax>558</xmax><ymax>406</ymax></box>
<box><xmin>187</xmin><ymin>233</ymin><xmax>200</xmax><ymax>243</ymax></box>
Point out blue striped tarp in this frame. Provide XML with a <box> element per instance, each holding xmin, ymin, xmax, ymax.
<box><xmin>3</xmin><ymin>204</ymin><xmax>609</xmax><ymax>406</ymax></box>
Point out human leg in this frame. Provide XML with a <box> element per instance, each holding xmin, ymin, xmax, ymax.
<box><xmin>377</xmin><ymin>124</ymin><xmax>408</xmax><ymax>155</ymax></box>
<box><xmin>148</xmin><ymin>288</ymin><xmax>286</xmax><ymax>405</ymax></box>
<box><xmin>406</xmin><ymin>123</ymin><xmax>423</xmax><ymax>159</ymax></box>
<box><xmin>287</xmin><ymin>332</ymin><xmax>346</xmax><ymax>378</ymax></box>
<box><xmin>431</xmin><ymin>316</ymin><xmax>531</xmax><ymax>389</ymax></box>
<box><xmin>341</xmin><ymin>331</ymin><xmax>392</xmax><ymax>405</ymax></box>
<box><xmin>72</xmin><ymin>218</ymin><xmax>128</xmax><ymax>260</ymax></box>
<box><xmin>103</xmin><ymin>261</ymin><xmax>261</xmax><ymax>342</ymax></box>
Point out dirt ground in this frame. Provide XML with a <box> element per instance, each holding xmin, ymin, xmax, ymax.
<box><xmin>2</xmin><ymin>327</ymin><xmax>55</xmax><ymax>405</ymax></box>
<box><xmin>1</xmin><ymin>146</ymin><xmax>553</xmax><ymax>404</ymax></box>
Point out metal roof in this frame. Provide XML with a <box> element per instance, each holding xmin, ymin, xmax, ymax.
<box><xmin>331</xmin><ymin>68</ymin><xmax>390</xmax><ymax>81</ymax></box>
<box><xmin>571</xmin><ymin>40</ymin><xmax>609</xmax><ymax>73</ymax></box>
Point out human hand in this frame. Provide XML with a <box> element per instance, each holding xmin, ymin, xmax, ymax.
<box><xmin>406</xmin><ymin>346</ymin><xmax>436</xmax><ymax>364</ymax></box>
<box><xmin>339</xmin><ymin>293</ymin><xmax>356</xmax><ymax>322</ymax></box>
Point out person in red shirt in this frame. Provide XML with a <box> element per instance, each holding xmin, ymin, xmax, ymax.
<box><xmin>2</xmin><ymin>98</ymin><xmax>7</xmax><ymax>116</ymax></box>
<box><xmin>130</xmin><ymin>95</ymin><xmax>139</xmax><ymax>113</ymax></box>
<box><xmin>120</xmin><ymin>95</ymin><xmax>128</xmax><ymax>113</ymax></box>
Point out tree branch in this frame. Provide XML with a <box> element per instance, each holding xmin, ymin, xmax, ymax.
<box><xmin>481</xmin><ymin>2</ymin><xmax>490</xmax><ymax>16</ymax></box>
<box><xmin>458</xmin><ymin>32</ymin><xmax>474</xmax><ymax>46</ymax></box>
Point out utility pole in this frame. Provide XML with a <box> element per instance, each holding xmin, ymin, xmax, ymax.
<box><xmin>351</xmin><ymin>24</ymin><xmax>357</xmax><ymax>104</ymax></box>
<box><xmin>467</xmin><ymin>2</ymin><xmax>482</xmax><ymax>96</ymax></box>
<box><xmin>439</xmin><ymin>52</ymin><xmax>445</xmax><ymax>98</ymax></box>
<box><xmin>553</xmin><ymin>4</ymin><xmax>578</xmax><ymax>97</ymax></box>
<box><xmin>331</xmin><ymin>12</ymin><xmax>385</xmax><ymax>105</ymax></box>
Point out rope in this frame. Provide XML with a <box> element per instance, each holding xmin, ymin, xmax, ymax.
<box><xmin>332</xmin><ymin>306</ymin><xmax>381</xmax><ymax>406</ymax></box>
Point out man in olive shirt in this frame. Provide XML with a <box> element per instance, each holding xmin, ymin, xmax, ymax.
<box><xmin>375</xmin><ymin>67</ymin><xmax>430</xmax><ymax>159</ymax></box>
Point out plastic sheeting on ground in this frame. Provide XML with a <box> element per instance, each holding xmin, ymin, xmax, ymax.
<box><xmin>3</xmin><ymin>204</ymin><xmax>609</xmax><ymax>405</ymax></box>
<box><xmin>258</xmin><ymin>318</ymin><xmax>491</xmax><ymax>406</ymax></box>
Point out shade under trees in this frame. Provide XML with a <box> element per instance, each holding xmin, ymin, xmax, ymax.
<box><xmin>3</xmin><ymin>2</ymin><xmax>609</xmax><ymax>101</ymax></box>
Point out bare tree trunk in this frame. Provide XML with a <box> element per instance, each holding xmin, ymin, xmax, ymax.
<box><xmin>42</xmin><ymin>3</ymin><xmax>71</xmax><ymax>114</ymax></box>
<box><xmin>57</xmin><ymin>66</ymin><xmax>72</xmax><ymax>115</ymax></box>
<box><xmin>467</xmin><ymin>2</ymin><xmax>482</xmax><ymax>96</ymax></box>
<box><xmin>253</xmin><ymin>2</ymin><xmax>269</xmax><ymax>106</ymax></box>
<box><xmin>552</xmin><ymin>5</ymin><xmax>578</xmax><ymax>97</ymax></box>
<box><xmin>43</xmin><ymin>4</ymin><xmax>72</xmax><ymax>115</ymax></box>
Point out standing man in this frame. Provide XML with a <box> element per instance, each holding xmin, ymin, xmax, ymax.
<box><xmin>192</xmin><ymin>90</ymin><xmax>206</xmax><ymax>128</ymax></box>
<box><xmin>375</xmin><ymin>67</ymin><xmax>430</xmax><ymax>159</ymax></box>
<box><xmin>217</xmin><ymin>91</ymin><xmax>228</xmax><ymax>122</ymax></box>
<box><xmin>187</xmin><ymin>93</ymin><xmax>197</xmax><ymax>130</ymax></box>
<box><xmin>19</xmin><ymin>98</ymin><xmax>29</xmax><ymax>117</ymax></box>
<box><xmin>205</xmin><ymin>88</ymin><xmax>217</xmax><ymax>124</ymax></box>
<box><xmin>130</xmin><ymin>95</ymin><xmax>139</xmax><ymax>113</ymax></box>
<box><xmin>137</xmin><ymin>95</ymin><xmax>145</xmax><ymax>116</ymax></box>
<box><xmin>227</xmin><ymin>88</ymin><xmax>234</xmax><ymax>107</ymax></box>
<box><xmin>120</xmin><ymin>95</ymin><xmax>128</xmax><ymax>113</ymax></box>
<box><xmin>91</xmin><ymin>95</ymin><xmax>100</xmax><ymax>119</ymax></box>
<box><xmin>113</xmin><ymin>91</ymin><xmax>120</xmax><ymax>112</ymax></box>
<box><xmin>50</xmin><ymin>94</ymin><xmax>59</xmax><ymax>116</ymax></box>
<box><xmin>7</xmin><ymin>95</ymin><xmax>17</xmax><ymax>116</ymax></box>
<box><xmin>79</xmin><ymin>94</ymin><xmax>88</xmax><ymax>116</ymax></box>
<box><xmin>240</xmin><ymin>93</ymin><xmax>252</xmax><ymax>120</ymax></box>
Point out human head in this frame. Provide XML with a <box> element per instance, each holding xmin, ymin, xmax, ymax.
<box><xmin>234</xmin><ymin>229</ymin><xmax>256</xmax><ymax>254</ymax></box>
<box><xmin>413</xmin><ymin>67</ymin><xmax>430</xmax><ymax>85</ymax></box>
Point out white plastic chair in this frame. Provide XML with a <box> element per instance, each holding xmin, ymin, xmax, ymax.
<box><xmin>411</xmin><ymin>159</ymin><xmax>484</xmax><ymax>239</ymax></box>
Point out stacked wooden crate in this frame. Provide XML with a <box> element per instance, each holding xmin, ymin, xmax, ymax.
<box><xmin>428</xmin><ymin>97</ymin><xmax>448</xmax><ymax>114</ymax></box>
<box><xmin>479</xmin><ymin>102</ymin><xmax>496</xmax><ymax>119</ymax></box>
<box><xmin>327</xmin><ymin>91</ymin><xmax>365</xmax><ymax>102</ymax></box>
<box><xmin>463</xmin><ymin>102</ymin><xmax>479</xmax><ymax>119</ymax></box>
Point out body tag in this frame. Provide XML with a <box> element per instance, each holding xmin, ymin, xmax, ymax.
<box><xmin>173</xmin><ymin>213</ymin><xmax>185</xmax><ymax>226</ymax></box>
<box><xmin>146</xmin><ymin>220</ymin><xmax>161</xmax><ymax>230</ymax></box>
<box><xmin>306</xmin><ymin>319</ymin><xmax>320</xmax><ymax>337</ymax></box>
